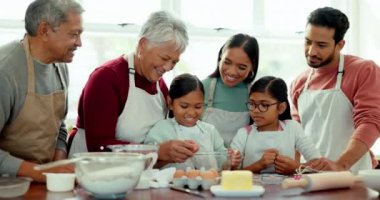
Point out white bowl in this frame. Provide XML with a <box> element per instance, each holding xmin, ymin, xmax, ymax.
<box><xmin>0</xmin><ymin>177</ymin><xmax>32</xmax><ymax>198</ymax></box>
<box><xmin>44</xmin><ymin>173</ymin><xmax>76</xmax><ymax>192</ymax></box>
<box><xmin>73</xmin><ymin>152</ymin><xmax>155</xmax><ymax>199</ymax></box>
<box><xmin>358</xmin><ymin>169</ymin><xmax>380</xmax><ymax>192</ymax></box>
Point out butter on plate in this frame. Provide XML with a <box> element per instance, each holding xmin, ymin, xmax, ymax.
<box><xmin>221</xmin><ymin>170</ymin><xmax>253</xmax><ymax>190</ymax></box>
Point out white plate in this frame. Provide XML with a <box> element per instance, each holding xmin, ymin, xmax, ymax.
<box><xmin>210</xmin><ymin>185</ymin><xmax>265</xmax><ymax>197</ymax></box>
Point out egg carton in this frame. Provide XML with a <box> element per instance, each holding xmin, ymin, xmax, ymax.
<box><xmin>172</xmin><ymin>167</ymin><xmax>220</xmax><ymax>190</ymax></box>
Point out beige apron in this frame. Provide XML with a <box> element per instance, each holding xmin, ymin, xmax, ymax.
<box><xmin>0</xmin><ymin>36</ymin><xmax>66</xmax><ymax>164</ymax></box>
<box><xmin>298</xmin><ymin>54</ymin><xmax>371</xmax><ymax>174</ymax></box>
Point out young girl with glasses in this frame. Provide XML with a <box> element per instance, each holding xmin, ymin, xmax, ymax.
<box><xmin>145</xmin><ymin>73</ymin><xmax>241</xmax><ymax>170</ymax></box>
<box><xmin>230</xmin><ymin>76</ymin><xmax>321</xmax><ymax>174</ymax></box>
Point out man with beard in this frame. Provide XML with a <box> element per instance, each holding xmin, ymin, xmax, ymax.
<box><xmin>290</xmin><ymin>7</ymin><xmax>380</xmax><ymax>174</ymax></box>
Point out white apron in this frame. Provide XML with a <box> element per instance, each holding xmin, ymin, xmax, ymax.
<box><xmin>202</xmin><ymin>78</ymin><xmax>250</xmax><ymax>147</ymax></box>
<box><xmin>171</xmin><ymin>119</ymin><xmax>217</xmax><ymax>170</ymax></box>
<box><xmin>115</xmin><ymin>53</ymin><xmax>167</xmax><ymax>143</ymax></box>
<box><xmin>298</xmin><ymin>54</ymin><xmax>371</xmax><ymax>174</ymax></box>
<box><xmin>69</xmin><ymin>53</ymin><xmax>166</xmax><ymax>157</ymax></box>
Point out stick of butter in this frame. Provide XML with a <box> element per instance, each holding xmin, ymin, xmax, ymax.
<box><xmin>221</xmin><ymin>170</ymin><xmax>253</xmax><ymax>191</ymax></box>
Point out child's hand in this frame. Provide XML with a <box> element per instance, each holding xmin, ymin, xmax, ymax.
<box><xmin>228</xmin><ymin>148</ymin><xmax>242</xmax><ymax>169</ymax></box>
<box><xmin>274</xmin><ymin>155</ymin><xmax>300</xmax><ymax>175</ymax></box>
<box><xmin>259</xmin><ymin>148</ymin><xmax>278</xmax><ymax>168</ymax></box>
<box><xmin>184</xmin><ymin>140</ymin><xmax>199</xmax><ymax>153</ymax></box>
<box><xmin>158</xmin><ymin>140</ymin><xmax>195</xmax><ymax>163</ymax></box>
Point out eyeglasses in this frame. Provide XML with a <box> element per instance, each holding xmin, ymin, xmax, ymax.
<box><xmin>245</xmin><ymin>101</ymin><xmax>280</xmax><ymax>112</ymax></box>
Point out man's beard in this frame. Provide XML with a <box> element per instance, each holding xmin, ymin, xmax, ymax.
<box><xmin>306</xmin><ymin>51</ymin><xmax>335</xmax><ymax>69</ymax></box>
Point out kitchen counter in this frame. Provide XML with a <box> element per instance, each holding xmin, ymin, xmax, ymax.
<box><xmin>2</xmin><ymin>180</ymin><xmax>379</xmax><ymax>200</ymax></box>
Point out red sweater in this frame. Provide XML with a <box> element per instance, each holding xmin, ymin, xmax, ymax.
<box><xmin>291</xmin><ymin>55</ymin><xmax>380</xmax><ymax>148</ymax></box>
<box><xmin>73</xmin><ymin>56</ymin><xmax>168</xmax><ymax>151</ymax></box>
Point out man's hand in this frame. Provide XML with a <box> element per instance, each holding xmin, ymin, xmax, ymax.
<box><xmin>307</xmin><ymin>157</ymin><xmax>345</xmax><ymax>171</ymax></box>
<box><xmin>17</xmin><ymin>161</ymin><xmax>74</xmax><ymax>182</ymax></box>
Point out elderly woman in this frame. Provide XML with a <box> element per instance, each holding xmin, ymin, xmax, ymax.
<box><xmin>69</xmin><ymin>11</ymin><xmax>193</xmax><ymax>165</ymax></box>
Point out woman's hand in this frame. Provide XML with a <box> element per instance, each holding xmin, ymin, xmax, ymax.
<box><xmin>158</xmin><ymin>140</ymin><xmax>195</xmax><ymax>163</ymax></box>
<box><xmin>274</xmin><ymin>155</ymin><xmax>300</xmax><ymax>175</ymax></box>
<box><xmin>228</xmin><ymin>149</ymin><xmax>242</xmax><ymax>169</ymax></box>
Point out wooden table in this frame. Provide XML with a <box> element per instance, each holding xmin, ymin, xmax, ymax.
<box><xmin>3</xmin><ymin>181</ymin><xmax>379</xmax><ymax>200</ymax></box>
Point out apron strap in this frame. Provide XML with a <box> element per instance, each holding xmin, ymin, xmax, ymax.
<box><xmin>55</xmin><ymin>64</ymin><xmax>68</xmax><ymax>101</ymax></box>
<box><xmin>23</xmin><ymin>35</ymin><xmax>36</xmax><ymax>93</ymax></box>
<box><xmin>127</xmin><ymin>53</ymin><xmax>167</xmax><ymax>116</ymax></box>
<box><xmin>335</xmin><ymin>54</ymin><xmax>345</xmax><ymax>89</ymax></box>
<box><xmin>303</xmin><ymin>69</ymin><xmax>313</xmax><ymax>92</ymax></box>
<box><xmin>127</xmin><ymin>53</ymin><xmax>136</xmax><ymax>87</ymax></box>
<box><xmin>303</xmin><ymin>54</ymin><xmax>345</xmax><ymax>91</ymax></box>
<box><xmin>206</xmin><ymin>78</ymin><xmax>217</xmax><ymax>108</ymax></box>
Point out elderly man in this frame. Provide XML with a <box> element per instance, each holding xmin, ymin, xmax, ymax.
<box><xmin>0</xmin><ymin>0</ymin><xmax>84</xmax><ymax>182</ymax></box>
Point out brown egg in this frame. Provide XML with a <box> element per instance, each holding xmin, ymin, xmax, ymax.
<box><xmin>209</xmin><ymin>169</ymin><xmax>219</xmax><ymax>177</ymax></box>
<box><xmin>187</xmin><ymin>170</ymin><xmax>201</xmax><ymax>179</ymax></box>
<box><xmin>174</xmin><ymin>170</ymin><xmax>186</xmax><ymax>178</ymax></box>
<box><xmin>201</xmin><ymin>170</ymin><xmax>217</xmax><ymax>180</ymax></box>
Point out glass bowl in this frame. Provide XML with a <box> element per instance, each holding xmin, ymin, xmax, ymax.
<box><xmin>73</xmin><ymin>152</ymin><xmax>155</xmax><ymax>199</ymax></box>
<box><xmin>107</xmin><ymin>144</ymin><xmax>159</xmax><ymax>169</ymax></box>
<box><xmin>174</xmin><ymin>151</ymin><xmax>230</xmax><ymax>172</ymax></box>
<box><xmin>107</xmin><ymin>144</ymin><xmax>158</xmax><ymax>154</ymax></box>
<box><xmin>0</xmin><ymin>177</ymin><xmax>32</xmax><ymax>198</ymax></box>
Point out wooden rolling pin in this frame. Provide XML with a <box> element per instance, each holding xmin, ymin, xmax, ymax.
<box><xmin>282</xmin><ymin>171</ymin><xmax>361</xmax><ymax>192</ymax></box>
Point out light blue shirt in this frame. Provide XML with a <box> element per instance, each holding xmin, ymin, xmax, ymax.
<box><xmin>144</xmin><ymin>118</ymin><xmax>227</xmax><ymax>169</ymax></box>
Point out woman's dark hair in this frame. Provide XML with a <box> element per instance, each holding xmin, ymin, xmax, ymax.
<box><xmin>168</xmin><ymin>73</ymin><xmax>205</xmax><ymax>118</ymax></box>
<box><xmin>249</xmin><ymin>76</ymin><xmax>291</xmax><ymax>120</ymax></box>
<box><xmin>208</xmin><ymin>33</ymin><xmax>259</xmax><ymax>84</ymax></box>
<box><xmin>307</xmin><ymin>7</ymin><xmax>349</xmax><ymax>44</ymax></box>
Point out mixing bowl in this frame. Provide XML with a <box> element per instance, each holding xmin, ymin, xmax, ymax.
<box><xmin>73</xmin><ymin>152</ymin><xmax>156</xmax><ymax>199</ymax></box>
<box><xmin>107</xmin><ymin>144</ymin><xmax>159</xmax><ymax>169</ymax></box>
<box><xmin>358</xmin><ymin>169</ymin><xmax>380</xmax><ymax>193</ymax></box>
<box><xmin>107</xmin><ymin>144</ymin><xmax>158</xmax><ymax>154</ymax></box>
<box><xmin>0</xmin><ymin>177</ymin><xmax>32</xmax><ymax>198</ymax></box>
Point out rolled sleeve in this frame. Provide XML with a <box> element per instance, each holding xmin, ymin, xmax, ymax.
<box><xmin>352</xmin><ymin>123</ymin><xmax>380</xmax><ymax>149</ymax></box>
<box><xmin>0</xmin><ymin>150</ymin><xmax>23</xmax><ymax>177</ymax></box>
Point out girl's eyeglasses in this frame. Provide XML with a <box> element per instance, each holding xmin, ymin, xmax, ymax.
<box><xmin>245</xmin><ymin>102</ymin><xmax>280</xmax><ymax>112</ymax></box>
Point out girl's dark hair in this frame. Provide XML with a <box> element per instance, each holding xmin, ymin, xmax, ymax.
<box><xmin>168</xmin><ymin>73</ymin><xmax>205</xmax><ymax>118</ymax></box>
<box><xmin>208</xmin><ymin>33</ymin><xmax>259</xmax><ymax>84</ymax></box>
<box><xmin>249</xmin><ymin>76</ymin><xmax>291</xmax><ymax>120</ymax></box>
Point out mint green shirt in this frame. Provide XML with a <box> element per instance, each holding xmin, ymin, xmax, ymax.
<box><xmin>202</xmin><ymin>77</ymin><xmax>249</xmax><ymax>112</ymax></box>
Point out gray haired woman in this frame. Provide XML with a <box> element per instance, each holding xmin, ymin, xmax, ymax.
<box><xmin>69</xmin><ymin>11</ymin><xmax>193</xmax><ymax>166</ymax></box>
